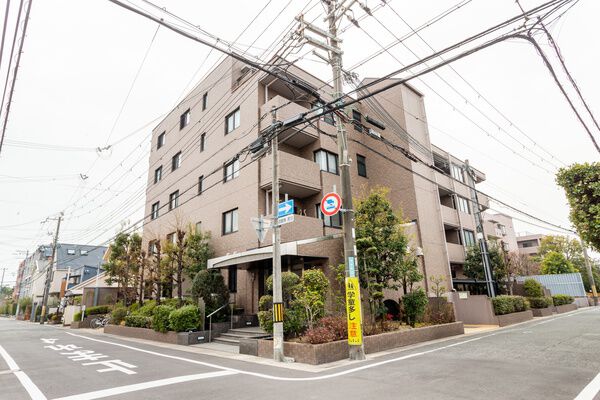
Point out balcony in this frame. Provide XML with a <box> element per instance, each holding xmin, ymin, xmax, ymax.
<box><xmin>260</xmin><ymin>96</ymin><xmax>318</xmax><ymax>148</ymax></box>
<box><xmin>441</xmin><ymin>205</ymin><xmax>459</xmax><ymax>226</ymax></box>
<box><xmin>260</xmin><ymin>151</ymin><xmax>322</xmax><ymax>198</ymax></box>
<box><xmin>447</xmin><ymin>243</ymin><xmax>466</xmax><ymax>263</ymax></box>
<box><xmin>262</xmin><ymin>214</ymin><xmax>324</xmax><ymax>246</ymax></box>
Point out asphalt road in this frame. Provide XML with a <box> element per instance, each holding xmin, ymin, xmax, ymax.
<box><xmin>1</xmin><ymin>308</ymin><xmax>600</xmax><ymax>400</ymax></box>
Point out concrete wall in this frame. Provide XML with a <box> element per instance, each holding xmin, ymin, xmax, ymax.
<box><xmin>450</xmin><ymin>292</ymin><xmax>498</xmax><ymax>325</ymax></box>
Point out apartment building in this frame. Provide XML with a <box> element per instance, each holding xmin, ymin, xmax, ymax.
<box><xmin>142</xmin><ymin>56</ymin><xmax>501</xmax><ymax>314</ymax></box>
<box><xmin>517</xmin><ymin>233</ymin><xmax>545</xmax><ymax>257</ymax></box>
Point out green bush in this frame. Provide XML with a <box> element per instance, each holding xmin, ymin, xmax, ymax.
<box><xmin>111</xmin><ymin>306</ymin><xmax>128</xmax><ymax>325</ymax></box>
<box><xmin>73</xmin><ymin>312</ymin><xmax>82</xmax><ymax>322</ymax></box>
<box><xmin>85</xmin><ymin>305</ymin><xmax>111</xmax><ymax>316</ymax></box>
<box><xmin>257</xmin><ymin>310</ymin><xmax>273</xmax><ymax>334</ymax></box>
<box><xmin>124</xmin><ymin>314</ymin><xmax>152</xmax><ymax>328</ymax></box>
<box><xmin>552</xmin><ymin>294</ymin><xmax>574</xmax><ymax>306</ymax></box>
<box><xmin>523</xmin><ymin>279</ymin><xmax>544</xmax><ymax>298</ymax></box>
<box><xmin>492</xmin><ymin>295</ymin><xmax>529</xmax><ymax>315</ymax></box>
<box><xmin>168</xmin><ymin>305</ymin><xmax>200</xmax><ymax>332</ymax></box>
<box><xmin>283</xmin><ymin>304</ymin><xmax>307</xmax><ymax>337</ymax></box>
<box><xmin>128</xmin><ymin>303</ymin><xmax>140</xmax><ymax>313</ymax></box>
<box><xmin>529</xmin><ymin>297</ymin><xmax>554</xmax><ymax>309</ymax></box>
<box><xmin>153</xmin><ymin>305</ymin><xmax>175</xmax><ymax>333</ymax></box>
<box><xmin>403</xmin><ymin>288</ymin><xmax>428</xmax><ymax>326</ymax></box>
<box><xmin>136</xmin><ymin>300</ymin><xmax>157</xmax><ymax>317</ymax></box>
<box><xmin>513</xmin><ymin>296</ymin><xmax>530</xmax><ymax>312</ymax></box>
<box><xmin>258</xmin><ymin>295</ymin><xmax>273</xmax><ymax>312</ymax></box>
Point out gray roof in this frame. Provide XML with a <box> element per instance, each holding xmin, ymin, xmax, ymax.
<box><xmin>54</xmin><ymin>243</ymin><xmax>107</xmax><ymax>271</ymax></box>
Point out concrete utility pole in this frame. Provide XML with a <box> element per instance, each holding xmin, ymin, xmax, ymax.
<box><xmin>464</xmin><ymin>161</ymin><xmax>496</xmax><ymax>298</ymax></box>
<box><xmin>270</xmin><ymin>106</ymin><xmax>287</xmax><ymax>362</ymax></box>
<box><xmin>40</xmin><ymin>213</ymin><xmax>63</xmax><ymax>324</ymax></box>
<box><xmin>581</xmin><ymin>242</ymin><xmax>598</xmax><ymax>306</ymax></box>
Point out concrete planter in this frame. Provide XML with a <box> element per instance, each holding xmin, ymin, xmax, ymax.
<box><xmin>242</xmin><ymin>322</ymin><xmax>464</xmax><ymax>365</ymax></box>
<box><xmin>495</xmin><ymin>310</ymin><xmax>533</xmax><ymax>327</ymax></box>
<box><xmin>70</xmin><ymin>317</ymin><xmax>94</xmax><ymax>329</ymax></box>
<box><xmin>531</xmin><ymin>307</ymin><xmax>553</xmax><ymax>317</ymax></box>
<box><xmin>103</xmin><ymin>324</ymin><xmax>219</xmax><ymax>345</ymax></box>
<box><xmin>554</xmin><ymin>303</ymin><xmax>577</xmax><ymax>314</ymax></box>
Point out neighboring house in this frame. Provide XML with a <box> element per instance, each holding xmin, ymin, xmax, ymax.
<box><xmin>141</xmin><ymin>55</ymin><xmax>507</xmax><ymax>315</ymax></box>
<box><xmin>483</xmin><ymin>212</ymin><xmax>518</xmax><ymax>253</ymax></box>
<box><xmin>517</xmin><ymin>233</ymin><xmax>545</xmax><ymax>257</ymax></box>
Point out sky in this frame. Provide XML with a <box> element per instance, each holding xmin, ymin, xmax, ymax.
<box><xmin>0</xmin><ymin>0</ymin><xmax>598</xmax><ymax>285</ymax></box>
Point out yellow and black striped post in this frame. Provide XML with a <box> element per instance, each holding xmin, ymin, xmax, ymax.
<box><xmin>273</xmin><ymin>302</ymin><xmax>284</xmax><ymax>323</ymax></box>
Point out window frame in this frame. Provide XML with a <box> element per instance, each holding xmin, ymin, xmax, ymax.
<box><xmin>198</xmin><ymin>175</ymin><xmax>204</xmax><ymax>195</ymax></box>
<box><xmin>316</xmin><ymin>204</ymin><xmax>343</xmax><ymax>228</ymax></box>
<box><xmin>180</xmin><ymin>109</ymin><xmax>191</xmax><ymax>130</ymax></box>
<box><xmin>222</xmin><ymin>208</ymin><xmax>239</xmax><ymax>235</ymax></box>
<box><xmin>67</xmin><ymin>249</ymin><xmax>76</xmax><ymax>256</ymax></box>
<box><xmin>157</xmin><ymin>132</ymin><xmax>166</xmax><ymax>150</ymax></box>
<box><xmin>356</xmin><ymin>154</ymin><xmax>367</xmax><ymax>177</ymax></box>
<box><xmin>225</xmin><ymin>107</ymin><xmax>241</xmax><ymax>134</ymax></box>
<box><xmin>154</xmin><ymin>166</ymin><xmax>162</xmax><ymax>184</ymax></box>
<box><xmin>151</xmin><ymin>201</ymin><xmax>160</xmax><ymax>220</ymax></box>
<box><xmin>451</xmin><ymin>164</ymin><xmax>465</xmax><ymax>183</ymax></box>
<box><xmin>463</xmin><ymin>229</ymin><xmax>476</xmax><ymax>247</ymax></box>
<box><xmin>352</xmin><ymin>110</ymin><xmax>363</xmax><ymax>132</ymax></box>
<box><xmin>200</xmin><ymin>132</ymin><xmax>206</xmax><ymax>152</ymax></box>
<box><xmin>223</xmin><ymin>158</ymin><xmax>240</xmax><ymax>182</ymax></box>
<box><xmin>456</xmin><ymin>195</ymin><xmax>470</xmax><ymax>214</ymax></box>
<box><xmin>313</xmin><ymin>149</ymin><xmax>339</xmax><ymax>175</ymax></box>
<box><xmin>169</xmin><ymin>191</ymin><xmax>179</xmax><ymax>211</ymax></box>
<box><xmin>202</xmin><ymin>92</ymin><xmax>208</xmax><ymax>111</ymax></box>
<box><xmin>171</xmin><ymin>152</ymin><xmax>182</xmax><ymax>171</ymax></box>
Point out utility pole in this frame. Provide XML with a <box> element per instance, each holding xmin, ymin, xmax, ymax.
<box><xmin>270</xmin><ymin>106</ymin><xmax>288</xmax><ymax>362</ymax></box>
<box><xmin>296</xmin><ymin>0</ymin><xmax>366</xmax><ymax>360</ymax></box>
<box><xmin>14</xmin><ymin>250</ymin><xmax>28</xmax><ymax>317</ymax></box>
<box><xmin>40</xmin><ymin>213</ymin><xmax>63</xmax><ymax>324</ymax></box>
<box><xmin>464</xmin><ymin>161</ymin><xmax>496</xmax><ymax>297</ymax></box>
<box><xmin>581</xmin><ymin>241</ymin><xmax>598</xmax><ymax>306</ymax></box>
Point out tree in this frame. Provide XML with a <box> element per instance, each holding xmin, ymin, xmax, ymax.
<box><xmin>463</xmin><ymin>244</ymin><xmax>506</xmax><ymax>284</ymax></box>
<box><xmin>190</xmin><ymin>270</ymin><xmax>229</xmax><ymax>318</ymax></box>
<box><xmin>103</xmin><ymin>232</ymin><xmax>142</xmax><ymax>306</ymax></box>
<box><xmin>556</xmin><ymin>163</ymin><xmax>600</xmax><ymax>252</ymax></box>
<box><xmin>185</xmin><ymin>228</ymin><xmax>212</xmax><ymax>280</ymax></box>
<box><xmin>355</xmin><ymin>187</ymin><xmax>417</xmax><ymax>326</ymax></box>
<box><xmin>540</xmin><ymin>251</ymin><xmax>577</xmax><ymax>274</ymax></box>
<box><xmin>164</xmin><ymin>229</ymin><xmax>187</xmax><ymax>307</ymax></box>
<box><xmin>398</xmin><ymin>255</ymin><xmax>423</xmax><ymax>295</ymax></box>
<box><xmin>294</xmin><ymin>269</ymin><xmax>329</xmax><ymax>330</ymax></box>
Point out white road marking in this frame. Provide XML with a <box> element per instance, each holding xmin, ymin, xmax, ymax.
<box><xmin>51</xmin><ymin>371</ymin><xmax>237</xmax><ymax>400</ymax></box>
<box><xmin>0</xmin><ymin>345</ymin><xmax>47</xmax><ymax>400</ymax></box>
<box><xmin>574</xmin><ymin>371</ymin><xmax>600</xmax><ymax>400</ymax></box>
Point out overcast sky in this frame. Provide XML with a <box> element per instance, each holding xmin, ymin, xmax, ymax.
<box><xmin>0</xmin><ymin>0</ymin><xmax>598</xmax><ymax>284</ymax></box>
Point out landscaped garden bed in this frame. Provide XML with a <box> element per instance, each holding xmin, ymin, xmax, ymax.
<box><xmin>552</xmin><ymin>294</ymin><xmax>577</xmax><ymax>313</ymax></box>
<box><xmin>492</xmin><ymin>295</ymin><xmax>533</xmax><ymax>326</ymax></box>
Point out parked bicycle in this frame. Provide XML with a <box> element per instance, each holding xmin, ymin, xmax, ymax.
<box><xmin>90</xmin><ymin>316</ymin><xmax>111</xmax><ymax>329</ymax></box>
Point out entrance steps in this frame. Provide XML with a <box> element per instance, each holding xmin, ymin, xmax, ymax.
<box><xmin>213</xmin><ymin>327</ymin><xmax>271</xmax><ymax>346</ymax></box>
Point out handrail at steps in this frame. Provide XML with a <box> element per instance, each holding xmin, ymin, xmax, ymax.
<box><xmin>206</xmin><ymin>301</ymin><xmax>234</xmax><ymax>342</ymax></box>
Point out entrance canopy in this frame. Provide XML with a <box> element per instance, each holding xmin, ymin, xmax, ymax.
<box><xmin>208</xmin><ymin>242</ymin><xmax>299</xmax><ymax>269</ymax></box>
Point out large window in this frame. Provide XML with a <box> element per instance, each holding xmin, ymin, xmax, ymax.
<box><xmin>225</xmin><ymin>108</ymin><xmax>240</xmax><ymax>134</ymax></box>
<box><xmin>202</xmin><ymin>92</ymin><xmax>208</xmax><ymax>111</ymax></box>
<box><xmin>198</xmin><ymin>175</ymin><xmax>204</xmax><ymax>195</ymax></box>
<box><xmin>169</xmin><ymin>190</ymin><xmax>179</xmax><ymax>210</ymax></box>
<box><xmin>451</xmin><ymin>164</ymin><xmax>464</xmax><ymax>182</ymax></box>
<box><xmin>316</xmin><ymin>204</ymin><xmax>343</xmax><ymax>228</ymax></box>
<box><xmin>463</xmin><ymin>229</ymin><xmax>476</xmax><ymax>247</ymax></box>
<box><xmin>151</xmin><ymin>202</ymin><xmax>160</xmax><ymax>220</ymax></box>
<box><xmin>455</xmin><ymin>196</ymin><xmax>470</xmax><ymax>214</ymax></box>
<box><xmin>228</xmin><ymin>266</ymin><xmax>237</xmax><ymax>293</ymax></box>
<box><xmin>200</xmin><ymin>133</ymin><xmax>206</xmax><ymax>152</ymax></box>
<box><xmin>180</xmin><ymin>109</ymin><xmax>191</xmax><ymax>130</ymax></box>
<box><xmin>352</xmin><ymin>110</ymin><xmax>363</xmax><ymax>132</ymax></box>
<box><xmin>314</xmin><ymin>150</ymin><xmax>338</xmax><ymax>175</ymax></box>
<box><xmin>157</xmin><ymin>132</ymin><xmax>165</xmax><ymax>150</ymax></box>
<box><xmin>222</xmin><ymin>208</ymin><xmax>239</xmax><ymax>235</ymax></box>
<box><xmin>224</xmin><ymin>159</ymin><xmax>240</xmax><ymax>182</ymax></box>
<box><xmin>154</xmin><ymin>166</ymin><xmax>162</xmax><ymax>184</ymax></box>
<box><xmin>357</xmin><ymin>154</ymin><xmax>367</xmax><ymax>177</ymax></box>
<box><xmin>172</xmin><ymin>151</ymin><xmax>182</xmax><ymax>171</ymax></box>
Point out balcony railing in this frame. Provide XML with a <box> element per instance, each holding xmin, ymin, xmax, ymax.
<box><xmin>260</xmin><ymin>96</ymin><xmax>318</xmax><ymax>148</ymax></box>
<box><xmin>260</xmin><ymin>151</ymin><xmax>322</xmax><ymax>199</ymax></box>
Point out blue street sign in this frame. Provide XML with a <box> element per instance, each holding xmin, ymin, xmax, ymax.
<box><xmin>277</xmin><ymin>200</ymin><xmax>294</xmax><ymax>218</ymax></box>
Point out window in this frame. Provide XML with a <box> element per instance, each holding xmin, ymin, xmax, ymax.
<box><xmin>195</xmin><ymin>221</ymin><xmax>202</xmax><ymax>233</ymax></box>
<box><xmin>171</xmin><ymin>152</ymin><xmax>182</xmax><ymax>171</ymax></box>
<box><xmin>200</xmin><ymin>133</ymin><xmax>206</xmax><ymax>152</ymax></box>
<box><xmin>352</xmin><ymin>110</ymin><xmax>363</xmax><ymax>132</ymax></box>
<box><xmin>151</xmin><ymin>201</ymin><xmax>160</xmax><ymax>220</ymax></box>
<box><xmin>463</xmin><ymin>229</ymin><xmax>476</xmax><ymax>247</ymax></box>
<box><xmin>180</xmin><ymin>109</ymin><xmax>191</xmax><ymax>130</ymax></box>
<box><xmin>224</xmin><ymin>159</ymin><xmax>240</xmax><ymax>182</ymax></box>
<box><xmin>154</xmin><ymin>166</ymin><xmax>162</xmax><ymax>184</ymax></box>
<box><xmin>455</xmin><ymin>196</ymin><xmax>470</xmax><ymax>214</ymax></box>
<box><xmin>314</xmin><ymin>150</ymin><xmax>338</xmax><ymax>175</ymax></box>
<box><xmin>198</xmin><ymin>175</ymin><xmax>204</xmax><ymax>195</ymax></box>
<box><xmin>228</xmin><ymin>266</ymin><xmax>237</xmax><ymax>293</ymax></box>
<box><xmin>316</xmin><ymin>204</ymin><xmax>343</xmax><ymax>228</ymax></box>
<box><xmin>157</xmin><ymin>132</ymin><xmax>166</xmax><ymax>150</ymax></box>
<box><xmin>357</xmin><ymin>154</ymin><xmax>367</xmax><ymax>177</ymax></box>
<box><xmin>222</xmin><ymin>208</ymin><xmax>239</xmax><ymax>235</ymax></box>
<box><xmin>202</xmin><ymin>92</ymin><xmax>208</xmax><ymax>111</ymax></box>
<box><xmin>451</xmin><ymin>164</ymin><xmax>464</xmax><ymax>182</ymax></box>
<box><xmin>67</xmin><ymin>249</ymin><xmax>76</xmax><ymax>255</ymax></box>
<box><xmin>169</xmin><ymin>191</ymin><xmax>179</xmax><ymax>210</ymax></box>
<box><xmin>80</xmin><ymin>249</ymin><xmax>88</xmax><ymax>256</ymax></box>
<box><xmin>148</xmin><ymin>241</ymin><xmax>157</xmax><ymax>255</ymax></box>
<box><xmin>166</xmin><ymin>232</ymin><xmax>176</xmax><ymax>244</ymax></box>
<box><xmin>225</xmin><ymin>108</ymin><xmax>240</xmax><ymax>134</ymax></box>
<box><xmin>499</xmin><ymin>224</ymin><xmax>506</xmax><ymax>235</ymax></box>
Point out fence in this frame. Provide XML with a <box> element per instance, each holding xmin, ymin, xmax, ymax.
<box><xmin>516</xmin><ymin>273</ymin><xmax>586</xmax><ymax>297</ymax></box>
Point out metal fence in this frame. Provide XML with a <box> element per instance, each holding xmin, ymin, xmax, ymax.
<box><xmin>516</xmin><ymin>273</ymin><xmax>586</xmax><ymax>297</ymax></box>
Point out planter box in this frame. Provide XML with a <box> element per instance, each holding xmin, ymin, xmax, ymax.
<box><xmin>554</xmin><ymin>303</ymin><xmax>577</xmax><ymax>314</ymax></box>
<box><xmin>103</xmin><ymin>325</ymin><xmax>214</xmax><ymax>345</ymax></box>
<box><xmin>243</xmin><ymin>322</ymin><xmax>464</xmax><ymax>365</ymax></box>
<box><xmin>495</xmin><ymin>310</ymin><xmax>533</xmax><ymax>327</ymax></box>
<box><xmin>531</xmin><ymin>307</ymin><xmax>553</xmax><ymax>317</ymax></box>
<box><xmin>70</xmin><ymin>317</ymin><xmax>94</xmax><ymax>329</ymax></box>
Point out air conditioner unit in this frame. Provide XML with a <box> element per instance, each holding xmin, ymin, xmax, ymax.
<box><xmin>367</xmin><ymin>128</ymin><xmax>381</xmax><ymax>139</ymax></box>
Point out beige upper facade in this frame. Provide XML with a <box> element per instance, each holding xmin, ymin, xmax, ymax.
<box><xmin>517</xmin><ymin>233</ymin><xmax>545</xmax><ymax>257</ymax></box>
<box><xmin>142</xmin><ymin>56</ymin><xmax>511</xmax><ymax>306</ymax></box>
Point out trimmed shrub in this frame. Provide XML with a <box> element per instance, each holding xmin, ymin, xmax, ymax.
<box><xmin>73</xmin><ymin>312</ymin><xmax>82</xmax><ymax>322</ymax></box>
<box><xmin>168</xmin><ymin>305</ymin><xmax>200</xmax><ymax>332</ymax></box>
<box><xmin>302</xmin><ymin>315</ymin><xmax>347</xmax><ymax>344</ymax></box>
<box><xmin>85</xmin><ymin>305</ymin><xmax>111</xmax><ymax>316</ymax></box>
<box><xmin>523</xmin><ymin>279</ymin><xmax>544</xmax><ymax>298</ymax></box>
<box><xmin>513</xmin><ymin>296</ymin><xmax>530</xmax><ymax>312</ymax></box>
<box><xmin>257</xmin><ymin>310</ymin><xmax>273</xmax><ymax>334</ymax></box>
<box><xmin>128</xmin><ymin>303</ymin><xmax>140</xmax><ymax>313</ymax></box>
<box><xmin>492</xmin><ymin>295</ymin><xmax>529</xmax><ymax>315</ymax></box>
<box><xmin>552</xmin><ymin>294</ymin><xmax>574</xmax><ymax>306</ymax></box>
<box><xmin>111</xmin><ymin>306</ymin><xmax>127</xmax><ymax>325</ymax></box>
<box><xmin>124</xmin><ymin>314</ymin><xmax>152</xmax><ymax>328</ymax></box>
<box><xmin>403</xmin><ymin>288</ymin><xmax>428</xmax><ymax>326</ymax></box>
<box><xmin>136</xmin><ymin>300</ymin><xmax>157</xmax><ymax>317</ymax></box>
<box><xmin>303</xmin><ymin>326</ymin><xmax>337</xmax><ymax>344</ymax></box>
<box><xmin>258</xmin><ymin>295</ymin><xmax>273</xmax><ymax>312</ymax></box>
<box><xmin>153</xmin><ymin>305</ymin><xmax>175</xmax><ymax>333</ymax></box>
<box><xmin>529</xmin><ymin>297</ymin><xmax>553</xmax><ymax>309</ymax></box>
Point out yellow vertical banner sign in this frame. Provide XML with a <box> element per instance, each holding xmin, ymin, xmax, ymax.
<box><xmin>345</xmin><ymin>277</ymin><xmax>363</xmax><ymax>345</ymax></box>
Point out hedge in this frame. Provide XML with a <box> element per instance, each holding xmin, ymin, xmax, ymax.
<box><xmin>492</xmin><ymin>295</ymin><xmax>530</xmax><ymax>315</ymax></box>
<box><xmin>153</xmin><ymin>305</ymin><xmax>175</xmax><ymax>333</ymax></box>
<box><xmin>168</xmin><ymin>305</ymin><xmax>200</xmax><ymax>332</ymax></box>
<box><xmin>528</xmin><ymin>297</ymin><xmax>554</xmax><ymax>309</ymax></box>
<box><xmin>85</xmin><ymin>305</ymin><xmax>111</xmax><ymax>316</ymax></box>
<box><xmin>125</xmin><ymin>314</ymin><xmax>152</xmax><ymax>328</ymax></box>
<box><xmin>111</xmin><ymin>306</ymin><xmax>128</xmax><ymax>325</ymax></box>
<box><xmin>523</xmin><ymin>279</ymin><xmax>544</xmax><ymax>298</ymax></box>
<box><xmin>73</xmin><ymin>312</ymin><xmax>82</xmax><ymax>322</ymax></box>
<box><xmin>552</xmin><ymin>294</ymin><xmax>574</xmax><ymax>306</ymax></box>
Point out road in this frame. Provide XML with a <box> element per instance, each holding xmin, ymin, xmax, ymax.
<box><xmin>1</xmin><ymin>308</ymin><xmax>600</xmax><ymax>400</ymax></box>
